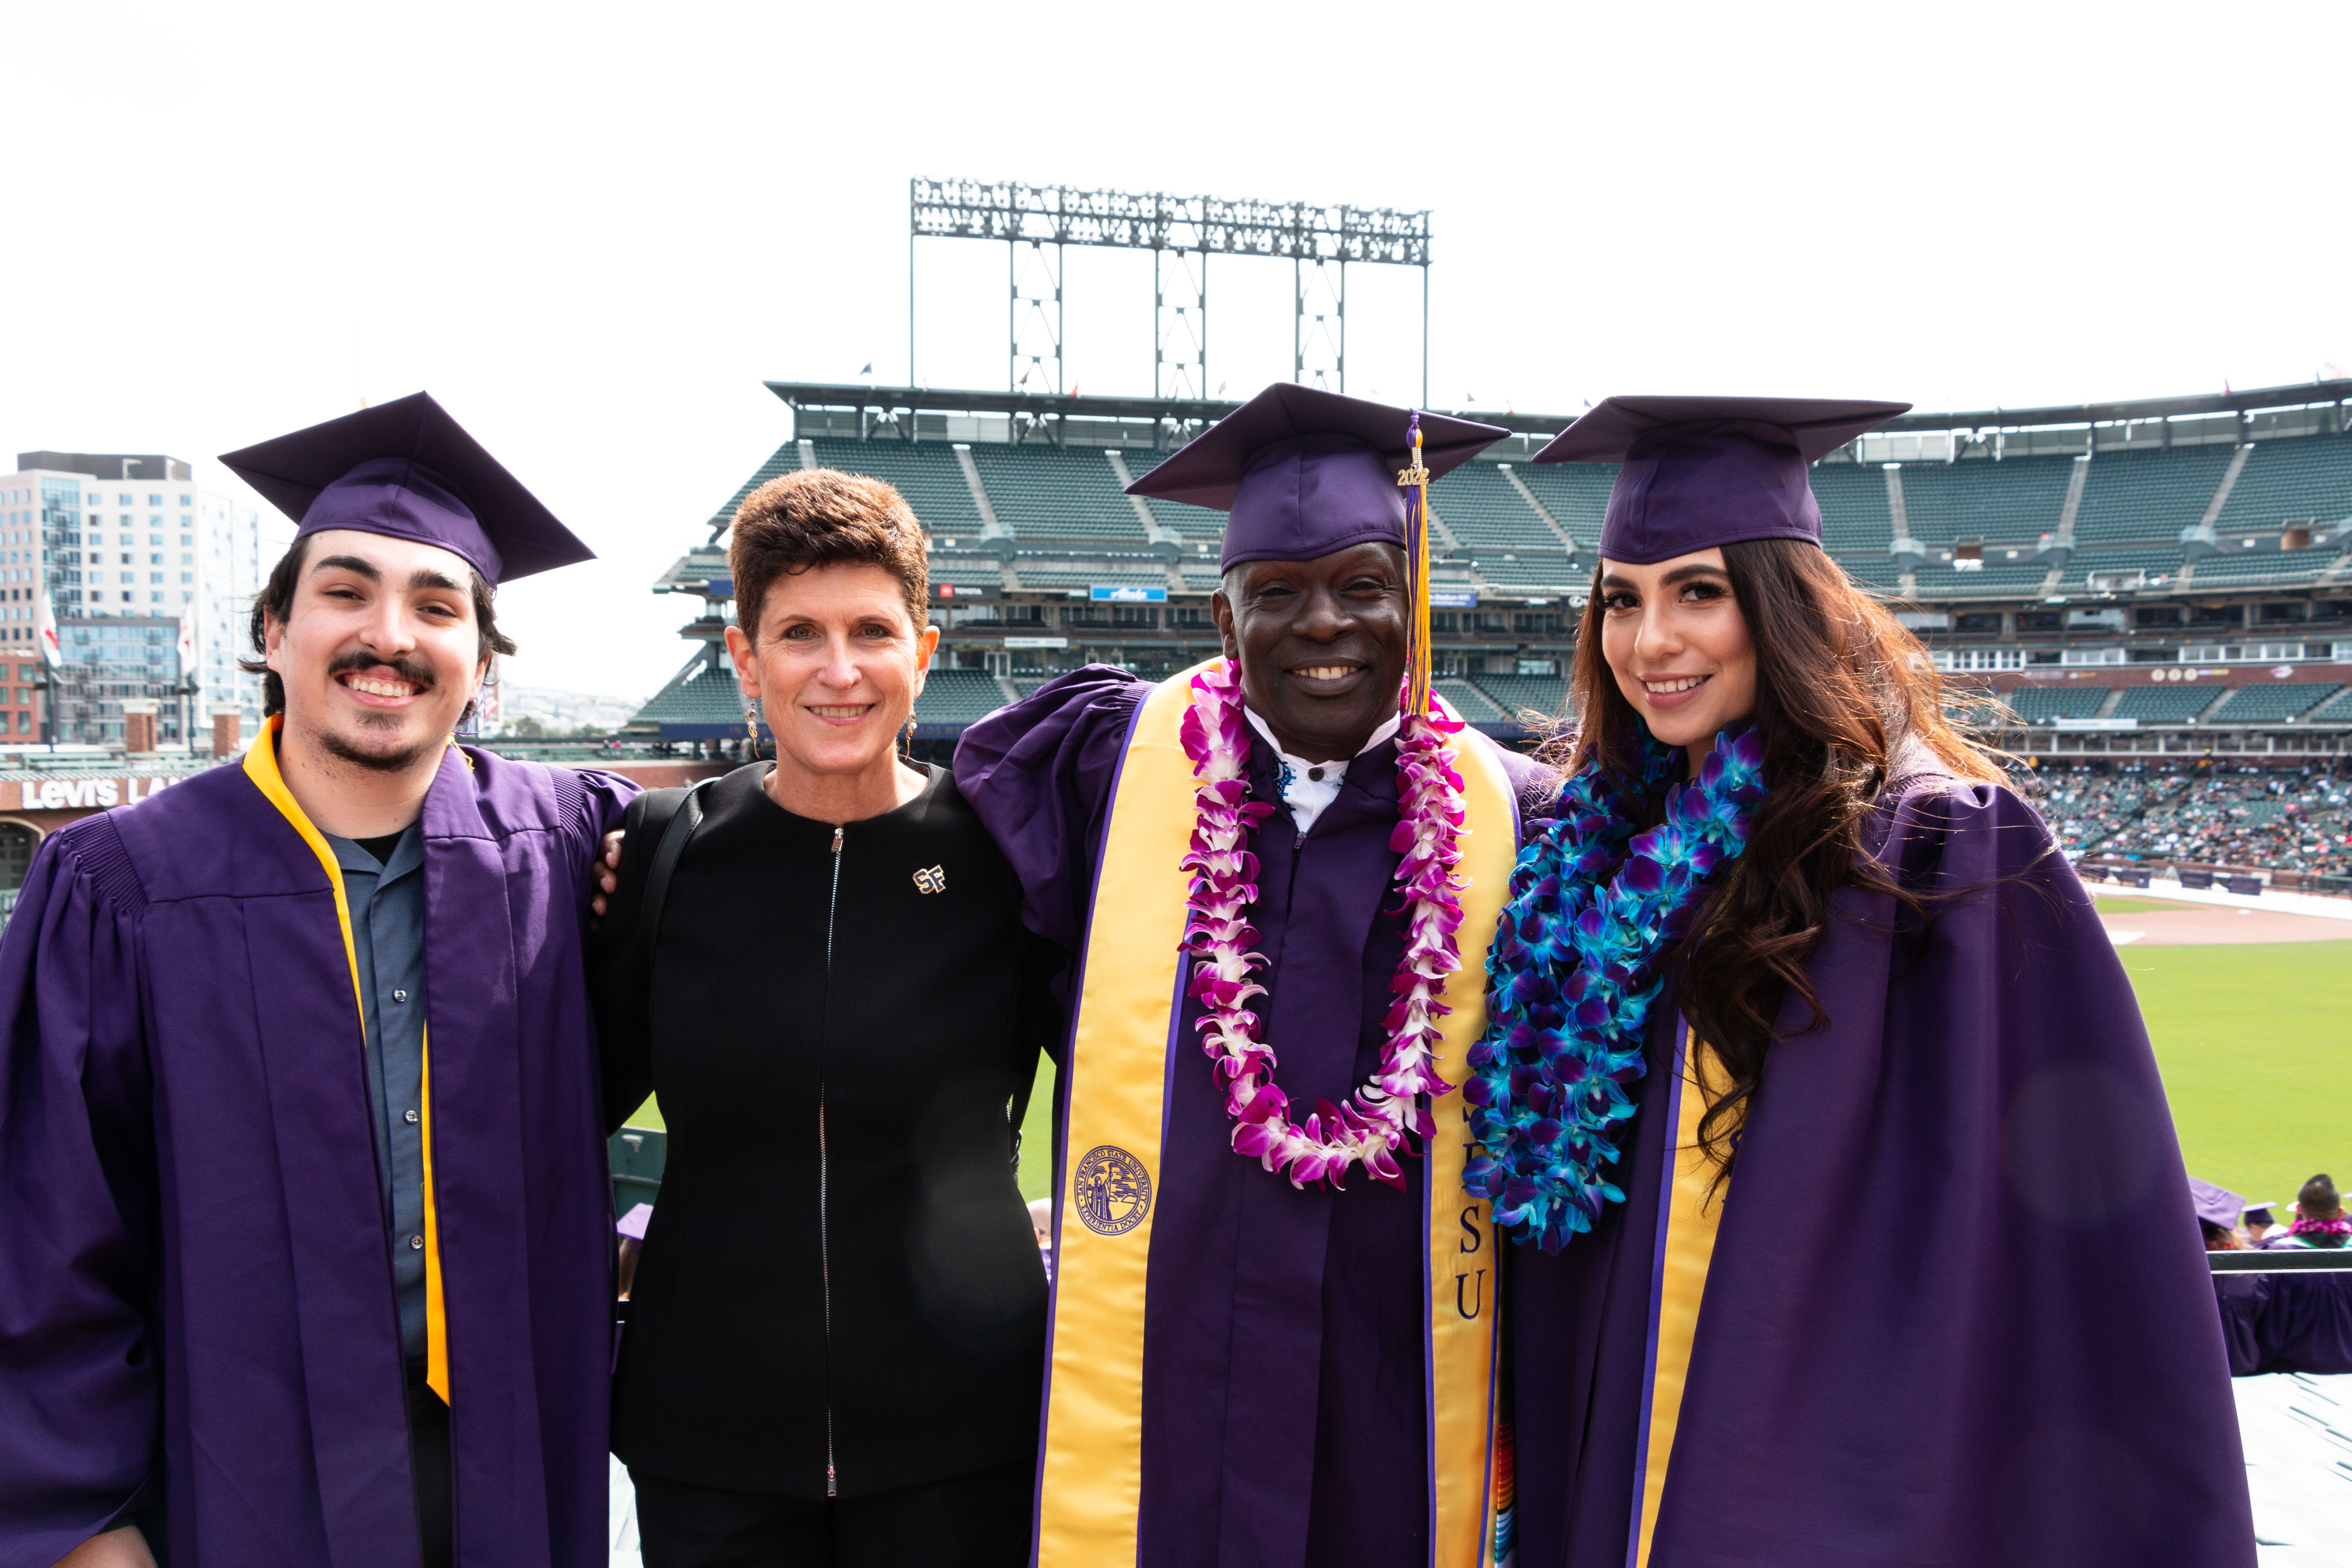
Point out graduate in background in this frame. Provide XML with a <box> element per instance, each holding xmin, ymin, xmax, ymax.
<box><xmin>956</xmin><ymin>385</ymin><xmax>1547</xmax><ymax>1568</ymax></box>
<box><xmin>0</xmin><ymin>395</ymin><xmax>637</xmax><ymax>1568</ymax></box>
<box><xmin>1476</xmin><ymin>396</ymin><xmax>2253</xmax><ymax>1567</ymax></box>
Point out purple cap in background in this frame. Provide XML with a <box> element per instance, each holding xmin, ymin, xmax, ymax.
<box><xmin>1533</xmin><ymin>394</ymin><xmax>1910</xmax><ymax>566</ymax></box>
<box><xmin>1127</xmin><ymin>383</ymin><xmax>1508</xmax><ymax>570</ymax></box>
<box><xmin>2188</xmin><ymin>1177</ymin><xmax>2245</xmax><ymax>1230</ymax></box>
<box><xmin>616</xmin><ymin>1203</ymin><xmax>654</xmax><ymax>1241</ymax></box>
<box><xmin>220</xmin><ymin>391</ymin><xmax>593</xmax><ymax>587</ymax></box>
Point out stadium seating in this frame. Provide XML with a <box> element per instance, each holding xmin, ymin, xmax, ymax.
<box><xmin>2004</xmin><ymin>686</ymin><xmax>2111</xmax><ymax>723</ymax></box>
<box><xmin>913</xmin><ymin>669</ymin><xmax>1012</xmax><ymax>726</ymax></box>
<box><xmin>1896</xmin><ymin>455</ymin><xmax>2076</xmax><ymax>548</ymax></box>
<box><xmin>2070</xmin><ymin>444</ymin><xmax>2238</xmax><ymax>545</ymax></box>
<box><xmin>2215</xmin><ymin>436</ymin><xmax>2352</xmax><ymax>535</ymax></box>
<box><xmin>1915</xmin><ymin>563</ymin><xmax>2053</xmax><ymax>598</ymax></box>
<box><xmin>2109</xmin><ymin>683</ymin><xmax>2230</xmax><ymax>723</ymax></box>
<box><xmin>1834</xmin><ymin>556</ymin><xmax>1905</xmax><ymax>592</ymax></box>
<box><xmin>1512</xmin><ymin>464</ymin><xmax>1614</xmax><ymax>551</ymax></box>
<box><xmin>704</xmin><ymin>441</ymin><xmax>801</xmax><ymax>530</ymax></box>
<box><xmin>2187</xmin><ymin>550</ymin><xmax>2336</xmax><ymax>587</ymax></box>
<box><xmin>928</xmin><ymin>554</ymin><xmax>1004</xmax><ymax>588</ymax></box>
<box><xmin>970</xmin><ymin>445</ymin><xmax>1151</xmax><ymax>544</ymax></box>
<box><xmin>1433</xmin><ymin>464</ymin><xmax>1565</xmax><ymax>557</ymax></box>
<box><xmin>658</xmin><ymin>412</ymin><xmax>2352</xmax><ymax>855</ymax></box>
<box><xmin>1473</xmin><ymin>673</ymin><xmax>1571</xmax><ymax>725</ymax></box>
<box><xmin>806</xmin><ymin>437</ymin><xmax>986</xmax><ymax>535</ymax></box>
<box><xmin>2201</xmin><ymin>683</ymin><xmax>2343</xmax><ymax>723</ymax></box>
<box><xmin>1435</xmin><ymin>679</ymin><xmax>1506</xmax><ymax>723</ymax></box>
<box><xmin>1809</xmin><ymin>462</ymin><xmax>1896</xmax><ymax>554</ymax></box>
<box><xmin>634</xmin><ymin>665</ymin><xmax>747</xmax><ymax>728</ymax></box>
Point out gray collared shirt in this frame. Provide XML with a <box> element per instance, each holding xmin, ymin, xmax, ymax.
<box><xmin>325</xmin><ymin>825</ymin><xmax>430</xmax><ymax>1370</ymax></box>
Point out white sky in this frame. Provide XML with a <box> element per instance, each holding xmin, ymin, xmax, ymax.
<box><xmin>4</xmin><ymin>1</ymin><xmax>2347</xmax><ymax>700</ymax></box>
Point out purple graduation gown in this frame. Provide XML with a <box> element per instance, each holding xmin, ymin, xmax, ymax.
<box><xmin>0</xmin><ymin>744</ymin><xmax>635</xmax><ymax>1568</ymax></box>
<box><xmin>1505</xmin><ymin>772</ymin><xmax>2256</xmax><ymax>1568</ymax></box>
<box><xmin>956</xmin><ymin>666</ymin><xmax>1550</xmax><ymax>1568</ymax></box>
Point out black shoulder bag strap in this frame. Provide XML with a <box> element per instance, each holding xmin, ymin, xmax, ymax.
<box><xmin>1009</xmin><ymin>1057</ymin><xmax>1038</xmax><ymax>1172</ymax></box>
<box><xmin>637</xmin><ymin>778</ymin><xmax>715</xmax><ymax>964</ymax></box>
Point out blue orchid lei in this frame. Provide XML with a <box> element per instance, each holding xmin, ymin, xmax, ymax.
<box><xmin>1463</xmin><ymin>725</ymin><xmax>1769</xmax><ymax>1253</ymax></box>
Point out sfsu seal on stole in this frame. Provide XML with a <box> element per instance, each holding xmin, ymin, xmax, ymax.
<box><xmin>1073</xmin><ymin>1145</ymin><xmax>1152</xmax><ymax>1237</ymax></box>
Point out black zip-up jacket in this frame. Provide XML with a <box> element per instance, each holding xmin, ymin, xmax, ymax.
<box><xmin>591</xmin><ymin>762</ymin><xmax>1059</xmax><ymax>1499</ymax></box>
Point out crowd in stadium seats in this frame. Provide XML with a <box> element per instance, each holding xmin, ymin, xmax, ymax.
<box><xmin>2027</xmin><ymin>761</ymin><xmax>2352</xmax><ymax>876</ymax></box>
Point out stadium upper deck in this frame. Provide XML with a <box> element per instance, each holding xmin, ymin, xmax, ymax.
<box><xmin>631</xmin><ymin>378</ymin><xmax>2352</xmax><ymax>761</ymax></box>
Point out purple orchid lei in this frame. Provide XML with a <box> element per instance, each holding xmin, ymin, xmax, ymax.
<box><xmin>1178</xmin><ymin>658</ymin><xmax>1471</xmax><ymax>1191</ymax></box>
<box><xmin>1463</xmin><ymin>726</ymin><xmax>1768</xmax><ymax>1252</ymax></box>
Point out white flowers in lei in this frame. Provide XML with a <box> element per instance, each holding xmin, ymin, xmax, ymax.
<box><xmin>1177</xmin><ymin>658</ymin><xmax>1473</xmax><ymax>1190</ymax></box>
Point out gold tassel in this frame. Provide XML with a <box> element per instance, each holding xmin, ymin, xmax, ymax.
<box><xmin>1397</xmin><ymin>418</ymin><xmax>1434</xmax><ymax>719</ymax></box>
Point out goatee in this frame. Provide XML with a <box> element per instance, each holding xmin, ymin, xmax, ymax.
<box><xmin>320</xmin><ymin>725</ymin><xmax>439</xmax><ymax>775</ymax></box>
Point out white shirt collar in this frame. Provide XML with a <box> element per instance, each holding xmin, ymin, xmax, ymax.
<box><xmin>1241</xmin><ymin>704</ymin><xmax>1402</xmax><ymax>836</ymax></box>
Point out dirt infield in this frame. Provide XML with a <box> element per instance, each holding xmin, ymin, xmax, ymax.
<box><xmin>2096</xmin><ymin>901</ymin><xmax>2352</xmax><ymax>945</ymax></box>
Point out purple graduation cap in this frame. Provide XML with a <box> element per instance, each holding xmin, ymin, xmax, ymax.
<box><xmin>219</xmin><ymin>391</ymin><xmax>592</xmax><ymax>586</ymax></box>
<box><xmin>616</xmin><ymin>1202</ymin><xmax>654</xmax><ymax>1242</ymax></box>
<box><xmin>1533</xmin><ymin>394</ymin><xmax>1911</xmax><ymax>565</ymax></box>
<box><xmin>1129</xmin><ymin>383</ymin><xmax>1508</xmax><ymax>569</ymax></box>
<box><xmin>2189</xmin><ymin>1177</ymin><xmax>2245</xmax><ymax>1231</ymax></box>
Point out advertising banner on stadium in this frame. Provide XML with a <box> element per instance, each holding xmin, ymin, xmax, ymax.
<box><xmin>1090</xmin><ymin>585</ymin><xmax>1167</xmax><ymax>603</ymax></box>
<box><xmin>4</xmin><ymin>775</ymin><xmax>181</xmax><ymax>810</ymax></box>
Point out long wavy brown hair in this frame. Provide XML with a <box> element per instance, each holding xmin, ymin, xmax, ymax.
<box><xmin>1551</xmin><ymin>537</ymin><xmax>2005</xmax><ymax>1179</ymax></box>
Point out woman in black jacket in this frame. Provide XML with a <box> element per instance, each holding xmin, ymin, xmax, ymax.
<box><xmin>593</xmin><ymin>469</ymin><xmax>1056</xmax><ymax>1568</ymax></box>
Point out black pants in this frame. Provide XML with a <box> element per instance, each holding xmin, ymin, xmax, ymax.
<box><xmin>407</xmin><ymin>1377</ymin><xmax>453</xmax><ymax>1568</ymax></box>
<box><xmin>631</xmin><ymin>1461</ymin><xmax>1032</xmax><ymax>1568</ymax></box>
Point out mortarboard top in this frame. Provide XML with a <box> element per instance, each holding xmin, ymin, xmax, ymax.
<box><xmin>616</xmin><ymin>1203</ymin><xmax>653</xmax><ymax>1241</ymax></box>
<box><xmin>1128</xmin><ymin>383</ymin><xmax>1509</xmax><ymax>570</ymax></box>
<box><xmin>219</xmin><ymin>391</ymin><xmax>592</xmax><ymax>587</ymax></box>
<box><xmin>2189</xmin><ymin>1176</ymin><xmax>2246</xmax><ymax>1231</ymax></box>
<box><xmin>1533</xmin><ymin>394</ymin><xmax>1910</xmax><ymax>566</ymax></box>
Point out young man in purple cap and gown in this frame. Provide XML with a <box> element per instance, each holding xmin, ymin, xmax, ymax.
<box><xmin>956</xmin><ymin>384</ymin><xmax>1549</xmax><ymax>1568</ymax></box>
<box><xmin>1473</xmin><ymin>396</ymin><xmax>2253</xmax><ymax>1566</ymax></box>
<box><xmin>0</xmin><ymin>394</ymin><xmax>637</xmax><ymax>1568</ymax></box>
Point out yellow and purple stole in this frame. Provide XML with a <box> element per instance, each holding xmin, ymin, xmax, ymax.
<box><xmin>244</xmin><ymin>716</ymin><xmax>453</xmax><ymax>1403</ymax></box>
<box><xmin>1034</xmin><ymin>662</ymin><xmax>1519</xmax><ymax>1568</ymax></box>
<box><xmin>1628</xmin><ymin>1026</ymin><xmax>1730</xmax><ymax>1568</ymax></box>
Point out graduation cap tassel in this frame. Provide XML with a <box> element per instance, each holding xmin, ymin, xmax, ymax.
<box><xmin>1398</xmin><ymin>413</ymin><xmax>1434</xmax><ymax>720</ymax></box>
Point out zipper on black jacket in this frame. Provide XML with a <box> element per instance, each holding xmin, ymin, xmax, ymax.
<box><xmin>821</xmin><ymin>822</ymin><xmax>843</xmax><ymax>1498</ymax></box>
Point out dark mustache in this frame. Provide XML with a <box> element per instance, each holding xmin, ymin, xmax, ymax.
<box><xmin>327</xmin><ymin>650</ymin><xmax>437</xmax><ymax>689</ymax></box>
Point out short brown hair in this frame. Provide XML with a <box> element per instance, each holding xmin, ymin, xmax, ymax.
<box><xmin>729</xmin><ymin>469</ymin><xmax>928</xmax><ymax>638</ymax></box>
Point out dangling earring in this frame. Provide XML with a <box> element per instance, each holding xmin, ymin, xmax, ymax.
<box><xmin>902</xmin><ymin>715</ymin><xmax>916</xmax><ymax>763</ymax></box>
<box><xmin>744</xmin><ymin>703</ymin><xmax>766</xmax><ymax>760</ymax></box>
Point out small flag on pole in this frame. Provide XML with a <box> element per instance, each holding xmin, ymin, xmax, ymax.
<box><xmin>34</xmin><ymin>592</ymin><xmax>60</xmax><ymax>669</ymax></box>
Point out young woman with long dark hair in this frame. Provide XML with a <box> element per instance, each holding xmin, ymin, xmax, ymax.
<box><xmin>1471</xmin><ymin>398</ymin><xmax>2254</xmax><ymax>1568</ymax></box>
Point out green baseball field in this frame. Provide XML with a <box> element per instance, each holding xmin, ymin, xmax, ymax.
<box><xmin>2121</xmin><ymin>935</ymin><xmax>2352</xmax><ymax>1210</ymax></box>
